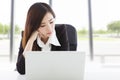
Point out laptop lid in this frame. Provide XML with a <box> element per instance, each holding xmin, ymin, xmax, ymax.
<box><xmin>25</xmin><ymin>51</ymin><xmax>85</xmax><ymax>80</ymax></box>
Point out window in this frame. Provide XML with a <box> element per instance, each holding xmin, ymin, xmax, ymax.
<box><xmin>0</xmin><ymin>0</ymin><xmax>10</xmax><ymax>57</ymax></box>
<box><xmin>92</xmin><ymin>0</ymin><xmax>120</xmax><ymax>63</ymax></box>
<box><xmin>52</xmin><ymin>0</ymin><xmax>89</xmax><ymax>54</ymax></box>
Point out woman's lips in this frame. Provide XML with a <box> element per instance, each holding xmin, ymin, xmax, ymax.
<box><xmin>47</xmin><ymin>32</ymin><xmax>52</xmax><ymax>35</ymax></box>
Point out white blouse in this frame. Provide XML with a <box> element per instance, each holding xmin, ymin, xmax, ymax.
<box><xmin>37</xmin><ymin>29</ymin><xmax>61</xmax><ymax>51</ymax></box>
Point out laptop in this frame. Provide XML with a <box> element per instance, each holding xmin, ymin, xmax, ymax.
<box><xmin>25</xmin><ymin>51</ymin><xmax>85</xmax><ymax>80</ymax></box>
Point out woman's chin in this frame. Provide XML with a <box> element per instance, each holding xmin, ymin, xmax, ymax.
<box><xmin>47</xmin><ymin>33</ymin><xmax>52</xmax><ymax>37</ymax></box>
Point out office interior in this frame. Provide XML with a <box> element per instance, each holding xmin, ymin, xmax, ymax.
<box><xmin>0</xmin><ymin>0</ymin><xmax>120</xmax><ymax>80</ymax></box>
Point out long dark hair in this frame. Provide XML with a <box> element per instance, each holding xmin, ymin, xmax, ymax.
<box><xmin>22</xmin><ymin>2</ymin><xmax>55</xmax><ymax>49</ymax></box>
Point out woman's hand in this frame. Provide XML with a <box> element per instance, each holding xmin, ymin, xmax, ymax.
<box><xmin>29</xmin><ymin>31</ymin><xmax>39</xmax><ymax>42</ymax></box>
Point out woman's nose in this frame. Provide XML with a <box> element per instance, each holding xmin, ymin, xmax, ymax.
<box><xmin>46</xmin><ymin>24</ymin><xmax>52</xmax><ymax>32</ymax></box>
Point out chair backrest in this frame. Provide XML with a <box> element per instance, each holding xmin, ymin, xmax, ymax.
<box><xmin>55</xmin><ymin>24</ymin><xmax>77</xmax><ymax>51</ymax></box>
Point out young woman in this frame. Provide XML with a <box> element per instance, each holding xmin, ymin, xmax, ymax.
<box><xmin>16</xmin><ymin>2</ymin><xmax>69</xmax><ymax>74</ymax></box>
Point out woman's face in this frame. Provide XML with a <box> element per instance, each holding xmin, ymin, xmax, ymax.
<box><xmin>38</xmin><ymin>12</ymin><xmax>55</xmax><ymax>39</ymax></box>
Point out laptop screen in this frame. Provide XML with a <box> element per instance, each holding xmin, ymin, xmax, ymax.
<box><xmin>25</xmin><ymin>51</ymin><xmax>85</xmax><ymax>80</ymax></box>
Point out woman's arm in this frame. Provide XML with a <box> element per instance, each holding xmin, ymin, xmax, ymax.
<box><xmin>16</xmin><ymin>40</ymin><xmax>25</xmax><ymax>74</ymax></box>
<box><xmin>23</xmin><ymin>31</ymin><xmax>38</xmax><ymax>56</ymax></box>
<box><xmin>16</xmin><ymin>31</ymin><xmax>38</xmax><ymax>74</ymax></box>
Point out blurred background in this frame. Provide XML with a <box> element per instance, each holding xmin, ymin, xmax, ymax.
<box><xmin>0</xmin><ymin>0</ymin><xmax>120</xmax><ymax>79</ymax></box>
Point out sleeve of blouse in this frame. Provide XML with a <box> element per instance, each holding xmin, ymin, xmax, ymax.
<box><xmin>16</xmin><ymin>39</ymin><xmax>25</xmax><ymax>75</ymax></box>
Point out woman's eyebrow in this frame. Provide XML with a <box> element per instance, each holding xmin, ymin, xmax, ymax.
<box><xmin>41</xmin><ymin>23</ymin><xmax>45</xmax><ymax>25</ymax></box>
<box><xmin>41</xmin><ymin>18</ymin><xmax>54</xmax><ymax>24</ymax></box>
<box><xmin>49</xmin><ymin>18</ymin><xmax>54</xmax><ymax>21</ymax></box>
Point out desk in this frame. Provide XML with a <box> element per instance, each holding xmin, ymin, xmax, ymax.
<box><xmin>0</xmin><ymin>62</ymin><xmax>25</xmax><ymax>80</ymax></box>
<box><xmin>1</xmin><ymin>62</ymin><xmax>120</xmax><ymax>80</ymax></box>
<box><xmin>84</xmin><ymin>62</ymin><xmax>120</xmax><ymax>80</ymax></box>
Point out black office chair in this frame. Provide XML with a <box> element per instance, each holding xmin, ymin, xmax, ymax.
<box><xmin>55</xmin><ymin>24</ymin><xmax>77</xmax><ymax>51</ymax></box>
<box><xmin>21</xmin><ymin>24</ymin><xmax>77</xmax><ymax>51</ymax></box>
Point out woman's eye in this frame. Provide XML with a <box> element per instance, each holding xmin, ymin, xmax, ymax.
<box><xmin>50</xmin><ymin>21</ymin><xmax>53</xmax><ymax>24</ymax></box>
<box><xmin>41</xmin><ymin>25</ymin><xmax>45</xmax><ymax>27</ymax></box>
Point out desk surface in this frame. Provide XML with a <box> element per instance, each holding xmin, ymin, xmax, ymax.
<box><xmin>1</xmin><ymin>62</ymin><xmax>120</xmax><ymax>80</ymax></box>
